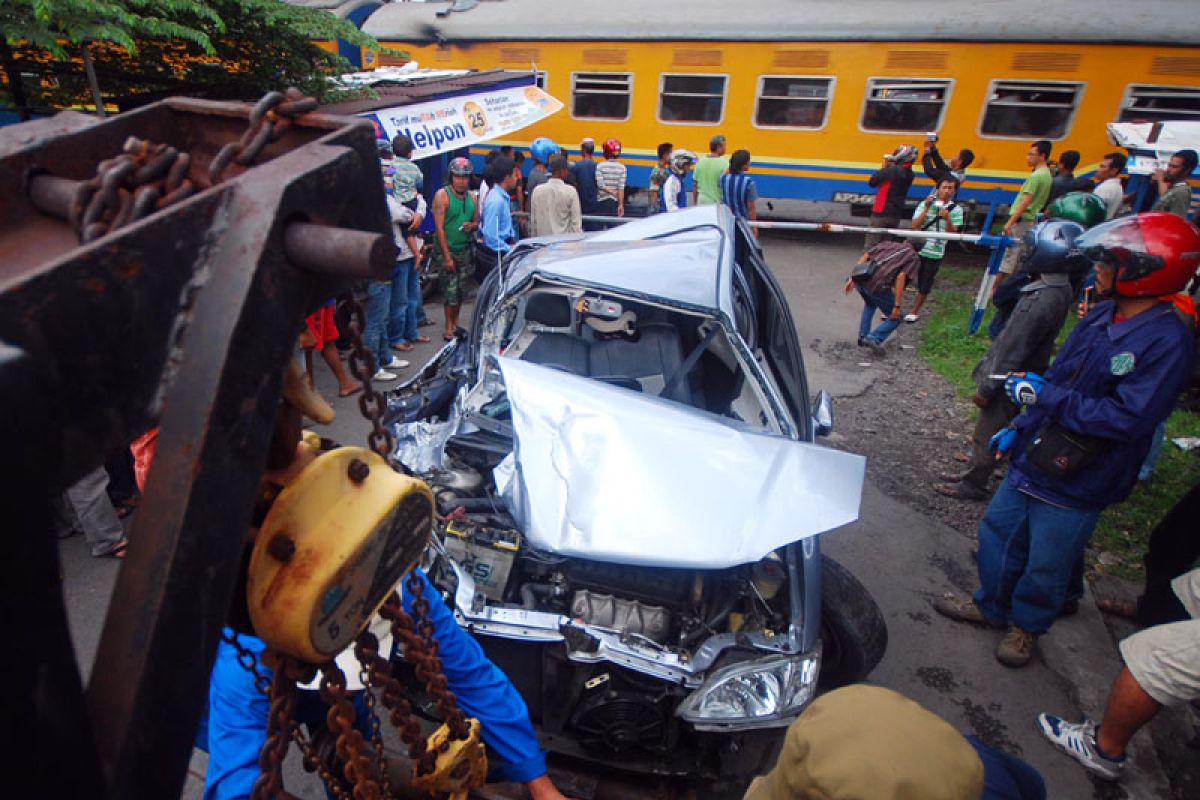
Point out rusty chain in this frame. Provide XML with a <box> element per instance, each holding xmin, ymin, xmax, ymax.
<box><xmin>319</xmin><ymin>663</ymin><xmax>383</xmax><ymax>800</ymax></box>
<box><xmin>70</xmin><ymin>87</ymin><xmax>316</xmax><ymax>245</ymax></box>
<box><xmin>293</xmin><ymin>724</ymin><xmax>354</xmax><ymax>800</ymax></box>
<box><xmin>380</xmin><ymin>583</ymin><xmax>472</xmax><ymax>752</ymax></box>
<box><xmin>341</xmin><ymin>296</ymin><xmax>397</xmax><ymax>460</ymax></box>
<box><xmin>353</xmin><ymin>632</ymin><xmax>395</xmax><ymax>800</ymax></box>
<box><xmin>252</xmin><ymin>656</ymin><xmax>300</xmax><ymax>800</ymax></box>
<box><xmin>208</xmin><ymin>88</ymin><xmax>318</xmax><ymax>185</ymax></box>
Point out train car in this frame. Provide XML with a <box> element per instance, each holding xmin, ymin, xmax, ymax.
<box><xmin>347</xmin><ymin>0</ymin><xmax>1199</xmax><ymax>221</ymax></box>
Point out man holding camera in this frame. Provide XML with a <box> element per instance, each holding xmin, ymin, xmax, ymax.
<box><xmin>922</xmin><ymin>133</ymin><xmax>974</xmax><ymax>186</ymax></box>
<box><xmin>863</xmin><ymin>144</ymin><xmax>916</xmax><ymax>251</ymax></box>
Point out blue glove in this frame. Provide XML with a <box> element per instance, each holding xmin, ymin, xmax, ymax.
<box><xmin>989</xmin><ymin>426</ymin><xmax>1018</xmax><ymax>457</ymax></box>
<box><xmin>1005</xmin><ymin>372</ymin><xmax>1045</xmax><ymax>406</ymax></box>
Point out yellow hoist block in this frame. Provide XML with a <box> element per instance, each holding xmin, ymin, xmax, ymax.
<box><xmin>247</xmin><ymin>446</ymin><xmax>433</xmax><ymax>663</ymax></box>
<box><xmin>412</xmin><ymin>718</ymin><xmax>489</xmax><ymax>800</ymax></box>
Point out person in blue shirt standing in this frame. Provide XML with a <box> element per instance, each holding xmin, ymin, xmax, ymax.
<box><xmin>202</xmin><ymin>568</ymin><xmax>567</xmax><ymax>800</ymax></box>
<box><xmin>720</xmin><ymin>149</ymin><xmax>759</xmax><ymax>232</ymax></box>
<box><xmin>478</xmin><ymin>155</ymin><xmax>519</xmax><ymax>283</ymax></box>
<box><xmin>934</xmin><ymin>212</ymin><xmax>1200</xmax><ymax>668</ymax></box>
<box><xmin>571</xmin><ymin>138</ymin><xmax>600</xmax><ymax>230</ymax></box>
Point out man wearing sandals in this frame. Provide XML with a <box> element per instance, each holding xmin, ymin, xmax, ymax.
<box><xmin>54</xmin><ymin>466</ymin><xmax>128</xmax><ymax>558</ymax></box>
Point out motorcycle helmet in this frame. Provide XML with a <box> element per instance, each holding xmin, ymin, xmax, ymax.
<box><xmin>1046</xmin><ymin>192</ymin><xmax>1107</xmax><ymax>229</ymax></box>
<box><xmin>886</xmin><ymin>144</ymin><xmax>918</xmax><ymax>164</ymax></box>
<box><xmin>530</xmin><ymin>137</ymin><xmax>559</xmax><ymax>165</ymax></box>
<box><xmin>1017</xmin><ymin>219</ymin><xmax>1089</xmax><ymax>276</ymax></box>
<box><xmin>448</xmin><ymin>156</ymin><xmax>473</xmax><ymax>177</ymax></box>
<box><xmin>670</xmin><ymin>149</ymin><xmax>697</xmax><ymax>175</ymax></box>
<box><xmin>1075</xmin><ymin>212</ymin><xmax>1200</xmax><ymax>297</ymax></box>
<box><xmin>602</xmin><ymin>138</ymin><xmax>622</xmax><ymax>158</ymax></box>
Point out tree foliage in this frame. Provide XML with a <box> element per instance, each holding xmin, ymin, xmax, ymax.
<box><xmin>1</xmin><ymin>0</ymin><xmax>399</xmax><ymax>114</ymax></box>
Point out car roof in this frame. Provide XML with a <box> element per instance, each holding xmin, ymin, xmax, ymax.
<box><xmin>503</xmin><ymin>205</ymin><xmax>737</xmax><ymax>319</ymax></box>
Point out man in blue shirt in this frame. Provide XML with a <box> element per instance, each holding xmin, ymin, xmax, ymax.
<box><xmin>934</xmin><ymin>213</ymin><xmax>1200</xmax><ymax>669</ymax></box>
<box><xmin>720</xmin><ymin>149</ymin><xmax>759</xmax><ymax>230</ymax></box>
<box><xmin>202</xmin><ymin>568</ymin><xmax>567</xmax><ymax>800</ymax></box>
<box><xmin>570</xmin><ymin>138</ymin><xmax>599</xmax><ymax>230</ymax></box>
<box><xmin>478</xmin><ymin>155</ymin><xmax>519</xmax><ymax>282</ymax></box>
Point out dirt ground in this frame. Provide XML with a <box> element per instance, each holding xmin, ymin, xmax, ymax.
<box><xmin>810</xmin><ymin>319</ymin><xmax>993</xmax><ymax>541</ymax></box>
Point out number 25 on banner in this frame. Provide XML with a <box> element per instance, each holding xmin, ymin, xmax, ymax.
<box><xmin>463</xmin><ymin>102</ymin><xmax>487</xmax><ymax>136</ymax></box>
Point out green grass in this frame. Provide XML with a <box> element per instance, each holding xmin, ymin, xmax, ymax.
<box><xmin>918</xmin><ymin>269</ymin><xmax>1200</xmax><ymax>579</ymax></box>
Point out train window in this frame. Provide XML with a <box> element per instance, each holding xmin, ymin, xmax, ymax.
<box><xmin>754</xmin><ymin>76</ymin><xmax>835</xmax><ymax>129</ymax></box>
<box><xmin>571</xmin><ymin>73</ymin><xmax>632</xmax><ymax>121</ymax></box>
<box><xmin>658</xmin><ymin>74</ymin><xmax>727</xmax><ymax>125</ymax></box>
<box><xmin>979</xmin><ymin>80</ymin><xmax>1083</xmax><ymax>139</ymax></box>
<box><xmin>1119</xmin><ymin>84</ymin><xmax>1200</xmax><ymax>123</ymax></box>
<box><xmin>535</xmin><ymin>71</ymin><xmax>547</xmax><ymax>91</ymax></box>
<box><xmin>860</xmin><ymin>78</ymin><xmax>951</xmax><ymax>133</ymax></box>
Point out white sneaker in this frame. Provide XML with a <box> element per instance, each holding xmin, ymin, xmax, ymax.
<box><xmin>385</xmin><ymin>359</ymin><xmax>410</xmax><ymax>369</ymax></box>
<box><xmin>372</xmin><ymin>369</ymin><xmax>399</xmax><ymax>382</ymax></box>
<box><xmin>1036</xmin><ymin>714</ymin><xmax>1125</xmax><ymax>781</ymax></box>
<box><xmin>904</xmin><ymin>313</ymin><xmax>920</xmax><ymax>323</ymax></box>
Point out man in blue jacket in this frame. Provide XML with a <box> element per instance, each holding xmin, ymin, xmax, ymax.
<box><xmin>935</xmin><ymin>212</ymin><xmax>1200</xmax><ymax>668</ymax></box>
<box><xmin>202</xmin><ymin>568</ymin><xmax>566</xmax><ymax>800</ymax></box>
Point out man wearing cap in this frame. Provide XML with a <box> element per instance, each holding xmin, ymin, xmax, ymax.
<box><xmin>744</xmin><ymin>685</ymin><xmax>1045</xmax><ymax>799</ymax></box>
<box><xmin>864</xmin><ymin>145</ymin><xmax>916</xmax><ymax>251</ymax></box>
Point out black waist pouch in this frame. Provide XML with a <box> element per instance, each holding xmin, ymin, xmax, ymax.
<box><xmin>1026</xmin><ymin>423</ymin><xmax>1108</xmax><ymax>479</ymax></box>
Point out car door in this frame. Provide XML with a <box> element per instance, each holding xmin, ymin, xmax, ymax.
<box><xmin>734</xmin><ymin>220</ymin><xmax>812</xmax><ymax>441</ymax></box>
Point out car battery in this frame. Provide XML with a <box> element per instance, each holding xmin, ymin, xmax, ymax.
<box><xmin>442</xmin><ymin>519</ymin><xmax>521</xmax><ymax>601</ymax></box>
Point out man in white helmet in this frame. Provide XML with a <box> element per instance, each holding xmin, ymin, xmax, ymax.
<box><xmin>864</xmin><ymin>144</ymin><xmax>916</xmax><ymax>251</ymax></box>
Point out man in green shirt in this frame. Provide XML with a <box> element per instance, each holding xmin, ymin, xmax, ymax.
<box><xmin>997</xmin><ymin>140</ymin><xmax>1053</xmax><ymax>284</ymax></box>
<box><xmin>1152</xmin><ymin>149</ymin><xmax>1197</xmax><ymax>219</ymax></box>
<box><xmin>693</xmin><ymin>134</ymin><xmax>729</xmax><ymax>205</ymax></box>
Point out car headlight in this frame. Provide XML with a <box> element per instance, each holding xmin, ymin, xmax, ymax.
<box><xmin>677</xmin><ymin>653</ymin><xmax>820</xmax><ymax>729</ymax></box>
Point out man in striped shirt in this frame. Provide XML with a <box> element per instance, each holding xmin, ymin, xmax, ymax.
<box><xmin>720</xmin><ymin>149</ymin><xmax>758</xmax><ymax>234</ymax></box>
<box><xmin>595</xmin><ymin>138</ymin><xmax>626</xmax><ymax>218</ymax></box>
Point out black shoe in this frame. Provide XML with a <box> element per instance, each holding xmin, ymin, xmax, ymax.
<box><xmin>857</xmin><ymin>336</ymin><xmax>868</xmax><ymax>347</ymax></box>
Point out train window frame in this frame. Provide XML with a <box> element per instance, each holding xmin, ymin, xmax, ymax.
<box><xmin>752</xmin><ymin>75</ymin><xmax>836</xmax><ymax>131</ymax></box>
<box><xmin>977</xmin><ymin>79</ymin><xmax>1085</xmax><ymax>141</ymax></box>
<box><xmin>1117</xmin><ymin>83</ymin><xmax>1200</xmax><ymax>123</ymax></box>
<box><xmin>570</xmin><ymin>71</ymin><xmax>634</xmax><ymax>122</ymax></box>
<box><xmin>858</xmin><ymin>77</ymin><xmax>953</xmax><ymax>135</ymax></box>
<box><xmin>657</xmin><ymin>72</ymin><xmax>729</xmax><ymax>126</ymax></box>
<box><xmin>534</xmin><ymin>71</ymin><xmax>548</xmax><ymax>91</ymax></box>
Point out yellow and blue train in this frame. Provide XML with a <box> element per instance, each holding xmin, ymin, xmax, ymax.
<box><xmin>318</xmin><ymin>0</ymin><xmax>1200</xmax><ymax>216</ymax></box>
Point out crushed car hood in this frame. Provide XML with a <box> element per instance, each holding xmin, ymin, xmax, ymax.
<box><xmin>495</xmin><ymin>358</ymin><xmax>866</xmax><ymax>569</ymax></box>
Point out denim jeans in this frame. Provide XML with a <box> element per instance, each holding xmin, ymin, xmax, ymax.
<box><xmin>388</xmin><ymin>257</ymin><xmax>420</xmax><ymax>346</ymax></box>
<box><xmin>856</xmin><ymin>285</ymin><xmax>902</xmax><ymax>344</ymax></box>
<box><xmin>1137</xmin><ymin>420</ymin><xmax>1167</xmax><ymax>481</ymax></box>
<box><xmin>363</xmin><ymin>279</ymin><xmax>394</xmax><ymax>369</ymax></box>
<box><xmin>973</xmin><ymin>478</ymin><xmax>1100</xmax><ymax>634</ymax></box>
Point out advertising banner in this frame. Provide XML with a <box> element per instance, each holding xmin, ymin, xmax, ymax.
<box><xmin>364</xmin><ymin>85</ymin><xmax>563</xmax><ymax>159</ymax></box>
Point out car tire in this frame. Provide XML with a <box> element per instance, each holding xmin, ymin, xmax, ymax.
<box><xmin>817</xmin><ymin>554</ymin><xmax>888</xmax><ymax>690</ymax></box>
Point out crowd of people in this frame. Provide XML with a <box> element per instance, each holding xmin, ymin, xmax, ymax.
<box><xmin>54</xmin><ymin>121</ymin><xmax>1200</xmax><ymax>799</ymax></box>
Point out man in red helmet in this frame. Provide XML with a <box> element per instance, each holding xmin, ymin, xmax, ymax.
<box><xmin>595</xmin><ymin>138</ymin><xmax>626</xmax><ymax>219</ymax></box>
<box><xmin>935</xmin><ymin>213</ymin><xmax>1200</xmax><ymax>668</ymax></box>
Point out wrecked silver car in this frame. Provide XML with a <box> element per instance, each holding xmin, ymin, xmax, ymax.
<box><xmin>387</xmin><ymin>206</ymin><xmax>885</xmax><ymax>794</ymax></box>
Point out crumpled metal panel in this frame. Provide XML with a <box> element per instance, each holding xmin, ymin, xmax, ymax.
<box><xmin>497</xmin><ymin>357</ymin><xmax>865</xmax><ymax>569</ymax></box>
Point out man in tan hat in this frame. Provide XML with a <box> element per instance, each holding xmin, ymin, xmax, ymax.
<box><xmin>744</xmin><ymin>685</ymin><xmax>1044</xmax><ymax>799</ymax></box>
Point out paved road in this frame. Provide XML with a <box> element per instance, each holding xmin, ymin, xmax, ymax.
<box><xmin>61</xmin><ymin>231</ymin><xmax>1168</xmax><ymax>799</ymax></box>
